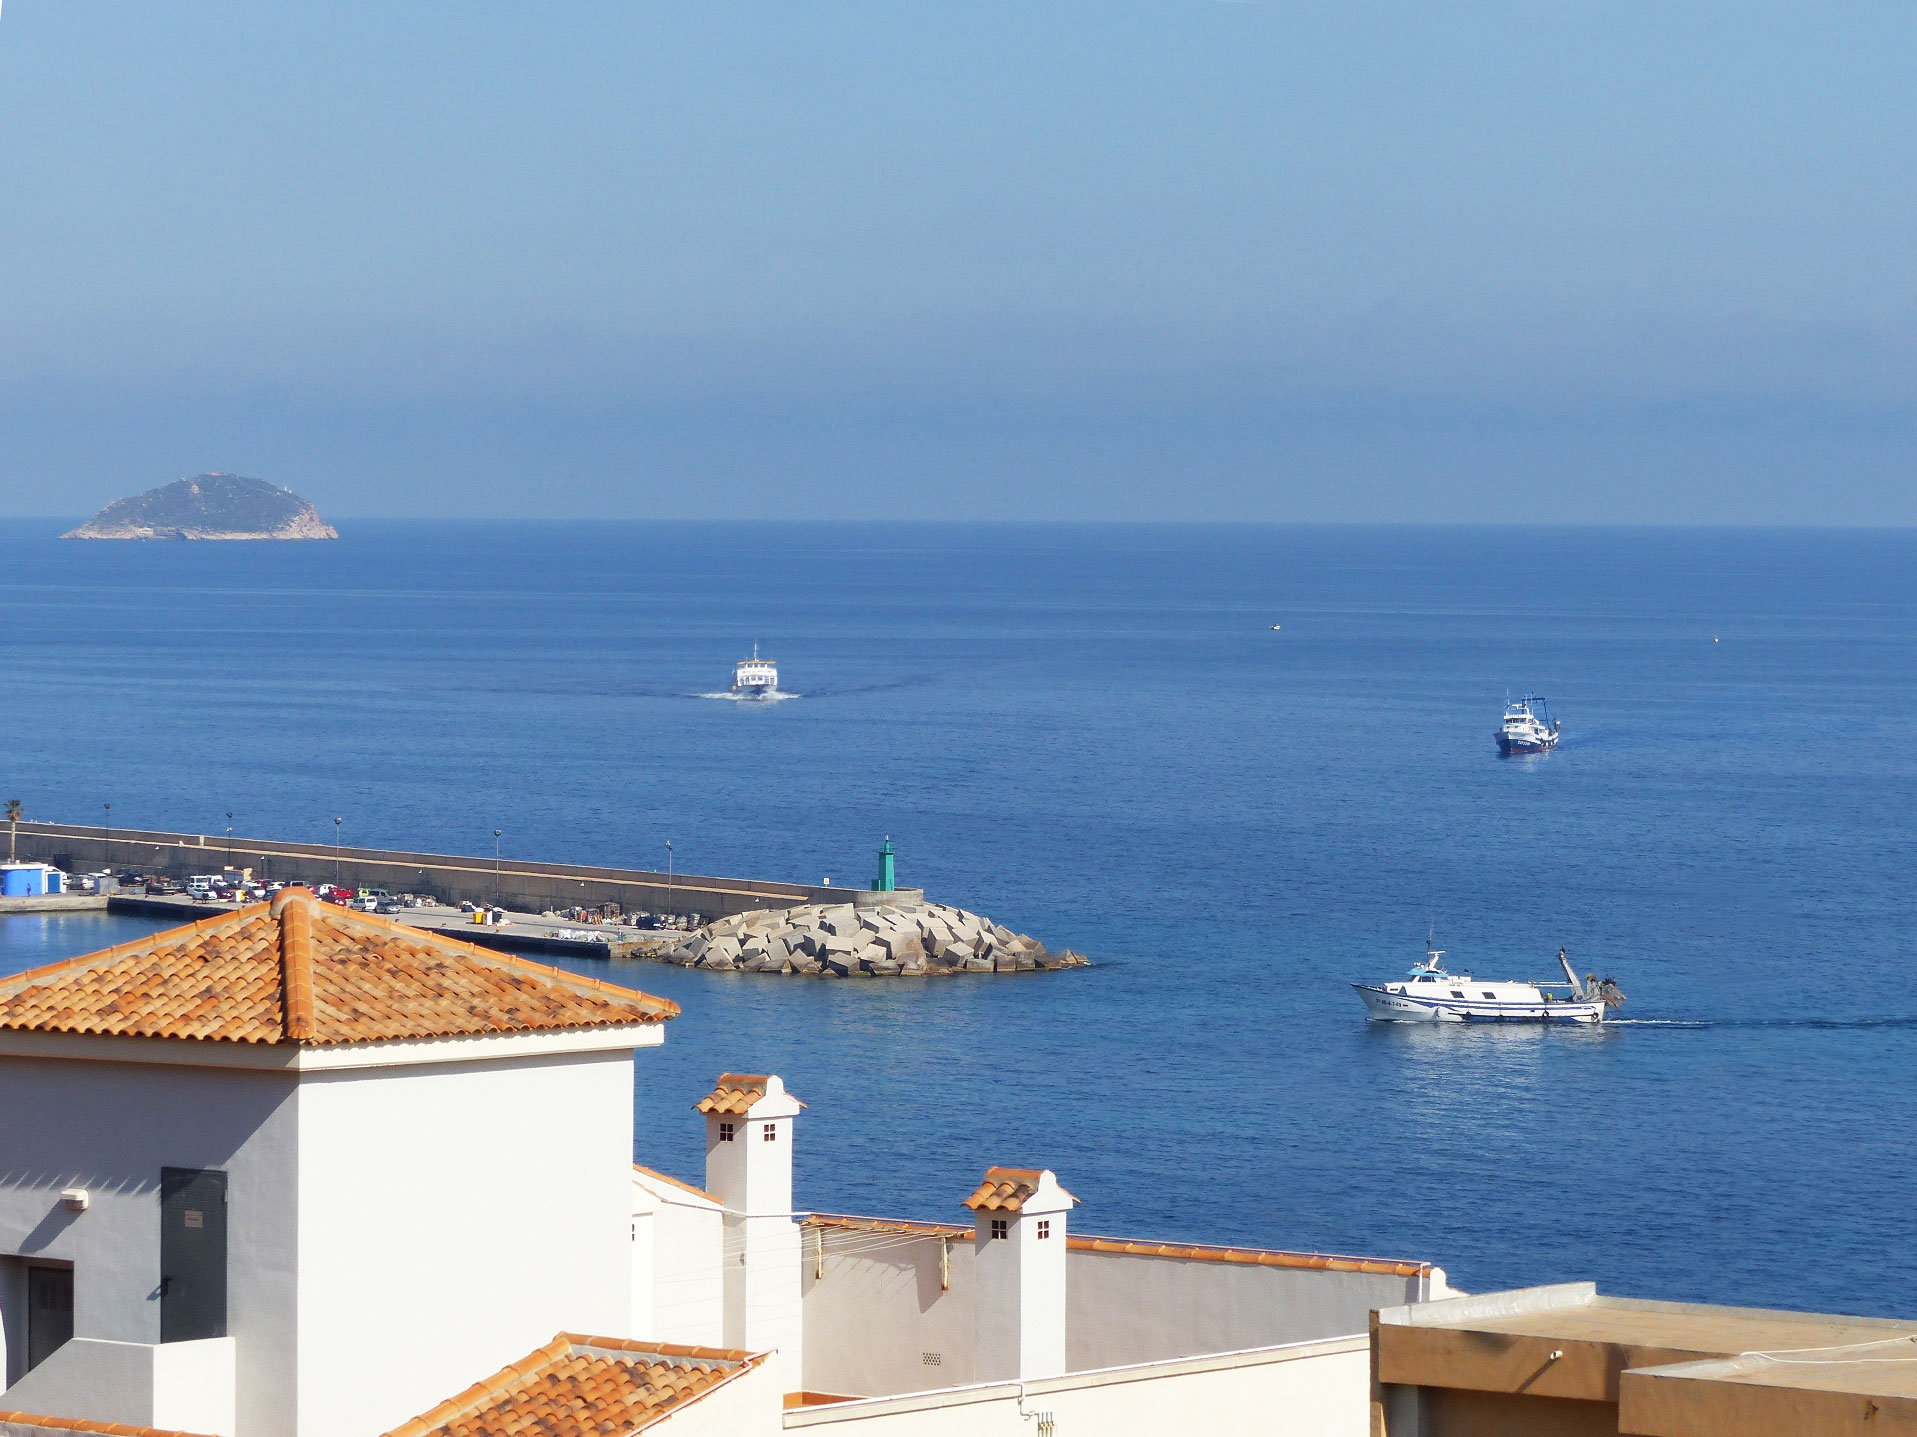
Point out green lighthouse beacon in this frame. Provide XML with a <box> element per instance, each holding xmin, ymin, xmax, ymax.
<box><xmin>872</xmin><ymin>836</ymin><xmax>896</xmax><ymax>893</ymax></box>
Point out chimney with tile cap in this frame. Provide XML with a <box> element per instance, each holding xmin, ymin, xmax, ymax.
<box><xmin>695</xmin><ymin>1072</ymin><xmax>805</xmax><ymax>1385</ymax></box>
<box><xmin>965</xmin><ymin>1166</ymin><xmax>1076</xmax><ymax>1381</ymax></box>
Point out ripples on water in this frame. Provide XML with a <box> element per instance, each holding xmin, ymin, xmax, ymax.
<box><xmin>1</xmin><ymin>521</ymin><xmax>1913</xmax><ymax>1316</ymax></box>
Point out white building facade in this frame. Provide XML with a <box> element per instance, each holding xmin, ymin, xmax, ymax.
<box><xmin>0</xmin><ymin>889</ymin><xmax>676</xmax><ymax>1437</ymax></box>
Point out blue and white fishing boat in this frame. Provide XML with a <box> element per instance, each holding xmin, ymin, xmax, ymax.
<box><xmin>1353</xmin><ymin>941</ymin><xmax>1624</xmax><ymax>1024</ymax></box>
<box><xmin>1496</xmin><ymin>695</ymin><xmax>1560</xmax><ymax>754</ymax></box>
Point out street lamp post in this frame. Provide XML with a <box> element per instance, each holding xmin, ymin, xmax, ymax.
<box><xmin>665</xmin><ymin>839</ymin><xmax>673</xmax><ymax>921</ymax></box>
<box><xmin>225</xmin><ymin>812</ymin><xmax>233</xmax><ymax>869</ymax></box>
<box><xmin>333</xmin><ymin>817</ymin><xmax>342</xmax><ymax>886</ymax></box>
<box><xmin>493</xmin><ymin>829</ymin><xmax>502</xmax><ymax>907</ymax></box>
<box><xmin>103</xmin><ymin>802</ymin><xmax>112</xmax><ymax>872</ymax></box>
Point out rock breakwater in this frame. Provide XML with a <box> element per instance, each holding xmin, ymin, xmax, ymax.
<box><xmin>663</xmin><ymin>900</ymin><xmax>1087</xmax><ymax>977</ymax></box>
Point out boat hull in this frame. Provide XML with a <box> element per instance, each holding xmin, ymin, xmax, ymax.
<box><xmin>1496</xmin><ymin>733</ymin><xmax>1558</xmax><ymax>754</ymax></box>
<box><xmin>1354</xmin><ymin>984</ymin><xmax>1604</xmax><ymax>1024</ymax></box>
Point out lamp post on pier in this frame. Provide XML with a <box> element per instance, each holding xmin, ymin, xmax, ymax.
<box><xmin>493</xmin><ymin>829</ymin><xmax>502</xmax><ymax>907</ymax></box>
<box><xmin>103</xmin><ymin>803</ymin><xmax>112</xmax><ymax>871</ymax></box>
<box><xmin>665</xmin><ymin>839</ymin><xmax>673</xmax><ymax>921</ymax></box>
<box><xmin>333</xmin><ymin>817</ymin><xmax>342</xmax><ymax>886</ymax></box>
<box><xmin>225</xmin><ymin>812</ymin><xmax>233</xmax><ymax>869</ymax></box>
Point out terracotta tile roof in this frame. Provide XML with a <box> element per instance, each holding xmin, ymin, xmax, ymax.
<box><xmin>803</xmin><ymin>1213</ymin><xmax>1429</xmax><ymax>1277</ymax></box>
<box><xmin>633</xmin><ymin>1164</ymin><xmax>718</xmax><ymax>1205</ymax></box>
<box><xmin>0</xmin><ymin>1413</ymin><xmax>216</xmax><ymax>1437</ymax></box>
<box><xmin>692</xmin><ymin>1073</ymin><xmax>805</xmax><ymax>1115</ymax></box>
<box><xmin>382</xmin><ymin>1333</ymin><xmax>763</xmax><ymax>1437</ymax></box>
<box><xmin>0</xmin><ymin>888</ymin><xmax>677</xmax><ymax>1047</ymax></box>
<box><xmin>961</xmin><ymin>1167</ymin><xmax>1065</xmax><ymax>1212</ymax></box>
<box><xmin>1066</xmin><ymin>1232</ymin><xmax>1431</xmax><ymax>1278</ymax></box>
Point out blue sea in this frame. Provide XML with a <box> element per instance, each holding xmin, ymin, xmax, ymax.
<box><xmin>2</xmin><ymin>521</ymin><xmax>1913</xmax><ymax>1316</ymax></box>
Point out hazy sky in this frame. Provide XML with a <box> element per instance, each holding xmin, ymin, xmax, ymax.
<box><xmin>3</xmin><ymin>3</ymin><xmax>1913</xmax><ymax>522</ymax></box>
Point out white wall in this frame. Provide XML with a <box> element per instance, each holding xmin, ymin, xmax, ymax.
<box><xmin>800</xmin><ymin>1224</ymin><xmax>1426</xmax><ymax>1401</ymax></box>
<box><xmin>0</xmin><ymin>1336</ymin><xmax>236</xmax><ymax>1436</ymax></box>
<box><xmin>1067</xmin><ymin>1248</ymin><xmax>1425</xmax><ymax>1369</ymax></box>
<box><xmin>782</xmin><ymin>1336</ymin><xmax>1370</xmax><ymax>1437</ymax></box>
<box><xmin>0</xmin><ymin>1055</ymin><xmax>299</xmax><ymax>1437</ymax></box>
<box><xmin>648</xmin><ymin>1358</ymin><xmax>783</xmax><ymax>1437</ymax></box>
<box><xmin>645</xmin><ymin>1200</ymin><xmax>725</xmax><ymax>1348</ymax></box>
<box><xmin>293</xmin><ymin>1048</ymin><xmax>636</xmax><ymax>1437</ymax></box>
<box><xmin>802</xmin><ymin>1228</ymin><xmax>975</xmax><ymax>1397</ymax></box>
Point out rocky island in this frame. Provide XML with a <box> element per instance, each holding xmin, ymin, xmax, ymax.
<box><xmin>63</xmin><ymin>473</ymin><xmax>338</xmax><ymax>541</ymax></box>
<box><xmin>663</xmin><ymin>899</ymin><xmax>1088</xmax><ymax>976</ymax></box>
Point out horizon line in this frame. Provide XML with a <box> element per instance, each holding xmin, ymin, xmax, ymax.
<box><xmin>6</xmin><ymin>515</ymin><xmax>1917</xmax><ymax>532</ymax></box>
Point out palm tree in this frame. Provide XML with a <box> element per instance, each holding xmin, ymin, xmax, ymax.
<box><xmin>5</xmin><ymin>799</ymin><xmax>20</xmax><ymax>864</ymax></box>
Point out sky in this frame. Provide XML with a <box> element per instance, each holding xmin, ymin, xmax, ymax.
<box><xmin>1</xmin><ymin>2</ymin><xmax>1913</xmax><ymax>523</ymax></box>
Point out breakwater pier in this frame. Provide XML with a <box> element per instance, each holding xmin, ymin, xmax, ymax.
<box><xmin>4</xmin><ymin>821</ymin><xmax>1084</xmax><ymax>978</ymax></box>
<box><xmin>6</xmin><ymin>819</ymin><xmax>882</xmax><ymax>920</ymax></box>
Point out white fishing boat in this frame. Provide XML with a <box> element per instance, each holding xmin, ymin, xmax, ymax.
<box><xmin>1497</xmin><ymin>695</ymin><xmax>1560</xmax><ymax>754</ymax></box>
<box><xmin>1353</xmin><ymin>941</ymin><xmax>1624</xmax><ymax>1024</ymax></box>
<box><xmin>732</xmin><ymin>645</ymin><xmax>778</xmax><ymax>700</ymax></box>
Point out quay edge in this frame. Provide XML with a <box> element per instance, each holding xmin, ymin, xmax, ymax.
<box><xmin>6</xmin><ymin>820</ymin><xmax>917</xmax><ymax>922</ymax></box>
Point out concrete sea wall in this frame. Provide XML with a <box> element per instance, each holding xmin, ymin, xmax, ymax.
<box><xmin>6</xmin><ymin>821</ymin><xmax>834</xmax><ymax>921</ymax></box>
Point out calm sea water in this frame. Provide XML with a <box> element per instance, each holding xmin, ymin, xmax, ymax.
<box><xmin>2</xmin><ymin>520</ymin><xmax>1913</xmax><ymax>1316</ymax></box>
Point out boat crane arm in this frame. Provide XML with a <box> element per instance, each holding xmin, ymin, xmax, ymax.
<box><xmin>1558</xmin><ymin>947</ymin><xmax>1586</xmax><ymax>998</ymax></box>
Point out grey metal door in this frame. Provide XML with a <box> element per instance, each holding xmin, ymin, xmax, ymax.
<box><xmin>26</xmin><ymin>1264</ymin><xmax>73</xmax><ymax>1369</ymax></box>
<box><xmin>159</xmin><ymin>1167</ymin><xmax>227</xmax><ymax>1341</ymax></box>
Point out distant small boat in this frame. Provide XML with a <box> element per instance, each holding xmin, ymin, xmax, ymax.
<box><xmin>1497</xmin><ymin>695</ymin><xmax>1560</xmax><ymax>755</ymax></box>
<box><xmin>1353</xmin><ymin>941</ymin><xmax>1625</xmax><ymax>1024</ymax></box>
<box><xmin>732</xmin><ymin>645</ymin><xmax>778</xmax><ymax>700</ymax></box>
<box><xmin>1271</xmin><ymin>624</ymin><xmax>1282</xmax><ymax>631</ymax></box>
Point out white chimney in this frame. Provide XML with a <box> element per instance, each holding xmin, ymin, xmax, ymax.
<box><xmin>965</xmin><ymin>1166</ymin><xmax>1076</xmax><ymax>1382</ymax></box>
<box><xmin>697</xmin><ymin>1073</ymin><xmax>805</xmax><ymax>1385</ymax></box>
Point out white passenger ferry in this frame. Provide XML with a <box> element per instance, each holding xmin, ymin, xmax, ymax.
<box><xmin>1496</xmin><ymin>695</ymin><xmax>1560</xmax><ymax>754</ymax></box>
<box><xmin>732</xmin><ymin>646</ymin><xmax>778</xmax><ymax>700</ymax></box>
<box><xmin>1354</xmin><ymin>942</ymin><xmax>1623</xmax><ymax>1024</ymax></box>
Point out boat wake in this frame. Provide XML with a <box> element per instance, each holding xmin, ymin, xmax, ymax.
<box><xmin>695</xmin><ymin>690</ymin><xmax>800</xmax><ymax>703</ymax></box>
<box><xmin>1611</xmin><ymin>1017</ymin><xmax>1917</xmax><ymax>1031</ymax></box>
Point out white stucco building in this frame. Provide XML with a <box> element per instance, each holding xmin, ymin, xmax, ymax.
<box><xmin>1</xmin><ymin>890</ymin><xmax>1451</xmax><ymax>1437</ymax></box>
<box><xmin>0</xmin><ymin>888</ymin><xmax>675</xmax><ymax>1437</ymax></box>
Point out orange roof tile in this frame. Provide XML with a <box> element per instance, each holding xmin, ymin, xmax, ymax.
<box><xmin>803</xmin><ymin>1213</ymin><xmax>1429</xmax><ymax>1277</ymax></box>
<box><xmin>0</xmin><ymin>888</ymin><xmax>676</xmax><ymax>1047</ymax></box>
<box><xmin>693</xmin><ymin>1073</ymin><xmax>805</xmax><ymax>1115</ymax></box>
<box><xmin>382</xmin><ymin>1334</ymin><xmax>764</xmax><ymax>1437</ymax></box>
<box><xmin>0</xmin><ymin>1413</ymin><xmax>216</xmax><ymax>1437</ymax></box>
<box><xmin>1065</xmin><ymin>1232</ymin><xmax>1430</xmax><ymax>1279</ymax></box>
<box><xmin>633</xmin><ymin>1164</ymin><xmax>718</xmax><ymax>1205</ymax></box>
<box><xmin>961</xmin><ymin>1167</ymin><xmax>1063</xmax><ymax>1212</ymax></box>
